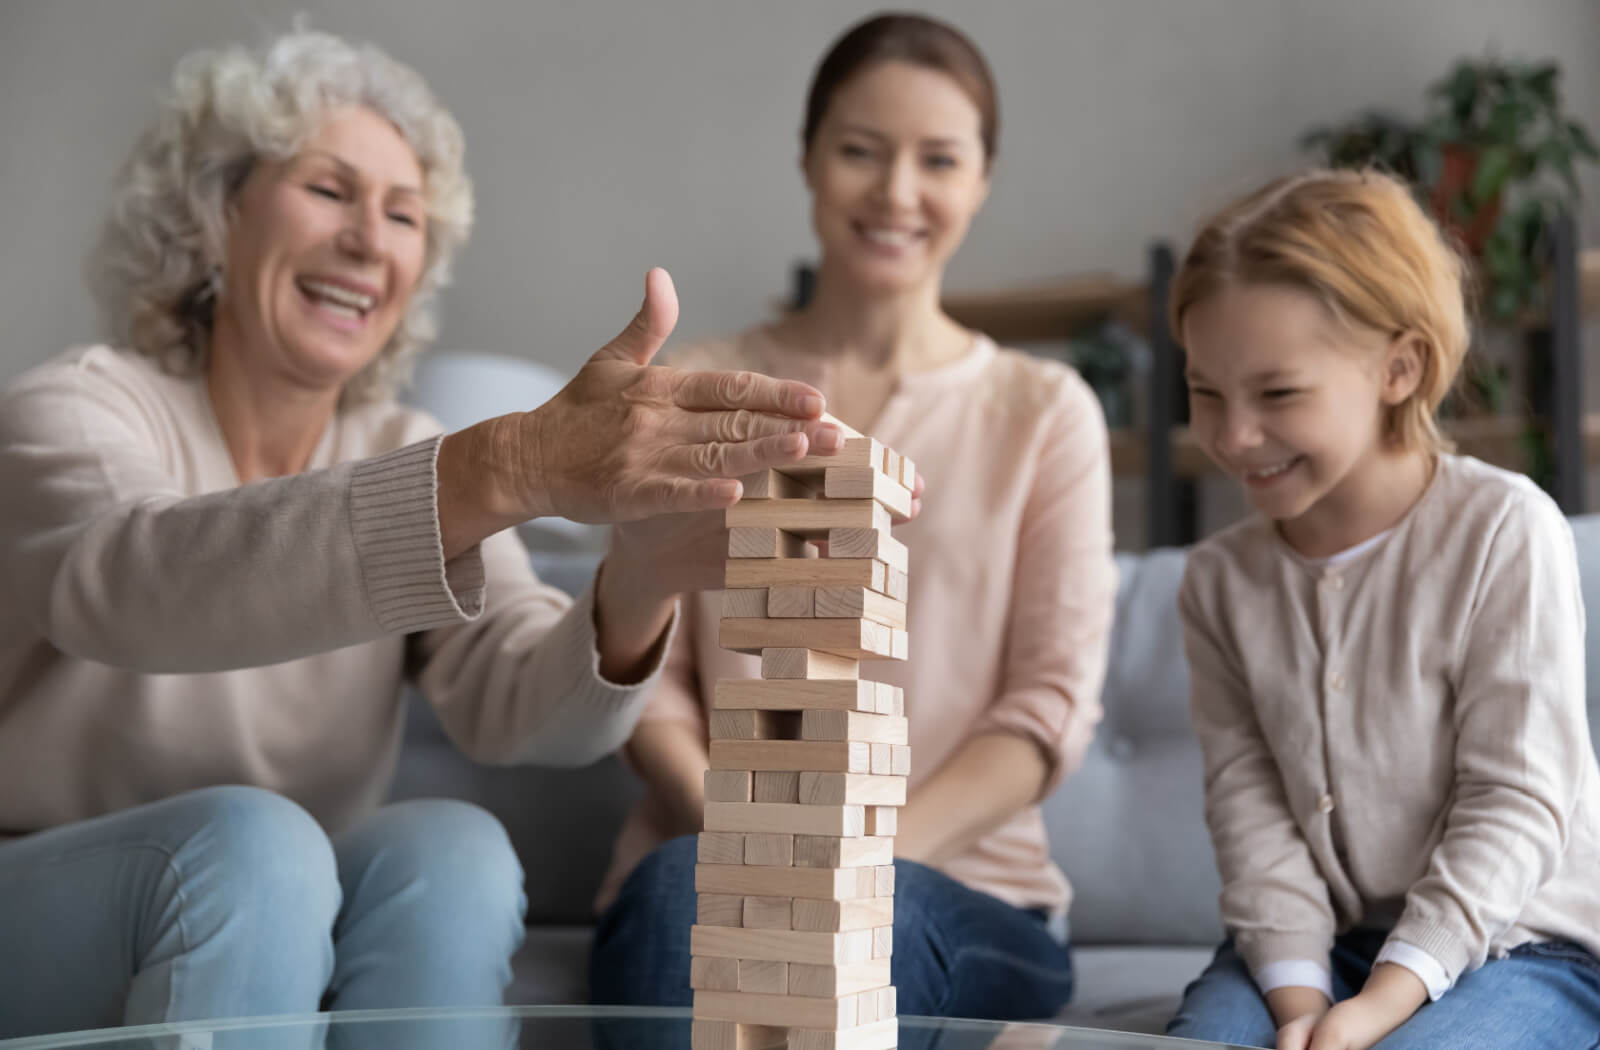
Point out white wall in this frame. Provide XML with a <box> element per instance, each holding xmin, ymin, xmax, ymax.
<box><xmin>2</xmin><ymin>0</ymin><xmax>1595</xmax><ymax>390</ymax></box>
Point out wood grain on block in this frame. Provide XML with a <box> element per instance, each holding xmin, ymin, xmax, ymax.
<box><xmin>692</xmin><ymin>990</ymin><xmax>854</xmax><ymax>1030</ymax></box>
<box><xmin>691</xmin><ymin>926</ymin><xmax>874</xmax><ymax>966</ymax></box>
<box><xmin>874</xmin><ymin>866</ymin><xmax>895</xmax><ymax>897</ymax></box>
<box><xmin>865</xmin><ymin>807</ymin><xmax>897</xmax><ymax>836</ymax></box>
<box><xmin>726</xmin><ymin>499</ymin><xmax>890</xmax><ymax>537</ymax></box>
<box><xmin>696</xmin><ymin>863</ymin><xmax>879</xmax><ymax>901</ymax></box>
<box><xmin>869</xmin><ymin>743</ymin><xmax>891</xmax><ymax>775</ymax></box>
<box><xmin>822</xmin><ymin>527</ymin><xmax>907</xmax><ymax>572</ymax></box>
<box><xmin>872</xmin><ymin>925</ymin><xmax>893</xmax><ymax>958</ymax></box>
<box><xmin>721</xmin><ymin>589</ymin><xmax>769</xmax><ymax>619</ymax></box>
<box><xmin>788</xmin><ymin>1019</ymin><xmax>899</xmax><ymax>1050</ymax></box>
<box><xmin>799</xmin><ymin>772</ymin><xmax>907</xmax><ymax>807</ymax></box>
<box><xmin>710</xmin><ymin>709</ymin><xmax>802</xmax><ymax>741</ymax></box>
<box><xmin>743</xmin><ymin>895</ymin><xmax>793</xmax><ymax>930</ymax></box>
<box><xmin>890</xmin><ymin>745</ymin><xmax>911</xmax><ymax>776</ymax></box>
<box><xmin>715</xmin><ymin>679</ymin><xmax>876</xmax><ymax>713</ymax></box>
<box><xmin>767</xmin><ymin>587</ymin><xmax>815</xmax><ymax>618</ymax></box>
<box><xmin>738</xmin><ymin>468</ymin><xmax>815</xmax><ymax>500</ymax></box>
<box><xmin>691</xmin><ymin>956</ymin><xmax>741</xmax><ymax>992</ymax></box>
<box><xmin>743</xmin><ymin>832</ymin><xmax>794</xmax><ymax>866</ymax></box>
<box><xmin>738</xmin><ymin>959</ymin><xmax>789</xmax><ymax>995</ymax></box>
<box><xmin>883</xmin><ymin>449</ymin><xmax>903</xmax><ymax>490</ymax></box>
<box><xmin>698</xmin><ymin>832</ymin><xmax>747</xmax><ymax>865</ymax></box>
<box><xmin>752</xmin><ymin>771</ymin><xmax>801</xmax><ymax>804</ymax></box>
<box><xmin>690</xmin><ymin>1020</ymin><xmax>787</xmax><ymax>1050</ymax></box>
<box><xmin>823</xmin><ymin>468</ymin><xmax>912</xmax><ymax>521</ymax></box>
<box><xmin>886</xmin><ymin>570</ymin><xmax>909</xmax><ymax>602</ymax></box>
<box><xmin>704</xmin><ymin>801</ymin><xmax>865</xmax><ymax>837</ymax></box>
<box><xmin>792</xmin><ymin>896</ymin><xmax>895</xmax><ymax>933</ymax></box>
<box><xmin>801</xmin><ymin>710</ymin><xmax>909</xmax><ymax>744</ymax></box>
<box><xmin>873</xmin><ymin>683</ymin><xmax>904</xmax><ymax>716</ymax></box>
<box><xmin>897</xmin><ymin>453</ymin><xmax>916</xmax><ymax>489</ymax></box>
<box><xmin>697</xmin><ymin>893</ymin><xmax>745</xmax><ymax>927</ymax></box>
<box><xmin>722</xmin><ymin>618</ymin><xmax>893</xmax><ymax>660</ymax></box>
<box><xmin>793</xmin><ymin>835</ymin><xmax>895</xmax><ymax>869</ymax></box>
<box><xmin>729</xmin><ymin>528</ymin><xmax>809</xmax><ymax>559</ymax></box>
<box><xmin>704</xmin><ymin>771</ymin><xmax>752</xmax><ymax>803</ymax></box>
<box><xmin>890</xmin><ymin>629</ymin><xmax>909</xmax><ymax>661</ymax></box>
<box><xmin>726</xmin><ymin>559</ymin><xmax>887</xmax><ymax>593</ymax></box>
<box><xmin>787</xmin><ymin>958</ymin><xmax>894</xmax><ymax>998</ymax></box>
<box><xmin>774</xmin><ymin>436</ymin><xmax>883</xmax><ymax>477</ymax></box>
<box><xmin>761</xmin><ymin>648</ymin><xmax>860</xmax><ymax>681</ymax></box>
<box><xmin>813</xmin><ymin>586</ymin><xmax>906</xmax><ymax>629</ymax></box>
<box><xmin>711</xmin><ymin>740</ymin><xmax>869</xmax><ymax>773</ymax></box>
<box><xmin>856</xmin><ymin>987</ymin><xmax>880</xmax><ymax>1025</ymax></box>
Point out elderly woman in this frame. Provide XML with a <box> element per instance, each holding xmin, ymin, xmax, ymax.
<box><xmin>0</xmin><ymin>28</ymin><xmax>849</xmax><ymax>1038</ymax></box>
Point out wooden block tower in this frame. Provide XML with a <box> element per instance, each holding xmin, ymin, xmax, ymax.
<box><xmin>690</xmin><ymin>427</ymin><xmax>915</xmax><ymax>1050</ymax></box>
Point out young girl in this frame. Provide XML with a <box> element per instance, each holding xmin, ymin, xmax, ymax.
<box><xmin>586</xmin><ymin>13</ymin><xmax>1117</xmax><ymax>1020</ymax></box>
<box><xmin>1165</xmin><ymin>169</ymin><xmax>1600</xmax><ymax>1049</ymax></box>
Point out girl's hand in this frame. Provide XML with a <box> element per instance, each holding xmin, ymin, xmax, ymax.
<box><xmin>1289</xmin><ymin>964</ymin><xmax>1427</xmax><ymax>1050</ymax></box>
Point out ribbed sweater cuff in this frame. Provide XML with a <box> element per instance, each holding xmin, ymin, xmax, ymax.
<box><xmin>349</xmin><ymin>436</ymin><xmax>485</xmax><ymax>633</ymax></box>
<box><xmin>1388</xmin><ymin>918</ymin><xmax>1471</xmax><ymax>982</ymax></box>
<box><xmin>1237</xmin><ymin>930</ymin><xmax>1336</xmax><ymax>977</ymax></box>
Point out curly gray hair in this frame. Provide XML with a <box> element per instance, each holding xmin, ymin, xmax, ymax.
<box><xmin>91</xmin><ymin>26</ymin><xmax>474</xmax><ymax>405</ymax></box>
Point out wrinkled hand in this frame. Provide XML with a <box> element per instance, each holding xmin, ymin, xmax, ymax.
<box><xmin>519</xmin><ymin>268</ymin><xmax>841</xmax><ymax>524</ymax></box>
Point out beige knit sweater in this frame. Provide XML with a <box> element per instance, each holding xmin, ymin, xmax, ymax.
<box><xmin>0</xmin><ymin>346</ymin><xmax>669</xmax><ymax>837</ymax></box>
<box><xmin>1181</xmin><ymin>453</ymin><xmax>1600</xmax><ymax>984</ymax></box>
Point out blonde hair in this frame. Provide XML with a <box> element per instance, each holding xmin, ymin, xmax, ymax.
<box><xmin>90</xmin><ymin>25</ymin><xmax>474</xmax><ymax>406</ymax></box>
<box><xmin>1170</xmin><ymin>168</ymin><xmax>1471</xmax><ymax>454</ymax></box>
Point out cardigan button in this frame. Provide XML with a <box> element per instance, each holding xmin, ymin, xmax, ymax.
<box><xmin>1323</xmin><ymin>570</ymin><xmax>1344</xmax><ymax>590</ymax></box>
<box><xmin>1327</xmin><ymin>671</ymin><xmax>1346</xmax><ymax>692</ymax></box>
<box><xmin>1317</xmin><ymin>794</ymin><xmax>1336</xmax><ymax>815</ymax></box>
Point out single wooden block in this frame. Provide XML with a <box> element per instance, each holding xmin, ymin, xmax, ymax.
<box><xmin>690</xmin><ymin>1020</ymin><xmax>787</xmax><ymax>1050</ymax></box>
<box><xmin>773</xmin><ymin>436</ymin><xmax>884</xmax><ymax>477</ymax></box>
<box><xmin>788</xmin><ymin>1019</ymin><xmax>899</xmax><ymax>1050</ymax></box>
<box><xmin>856</xmin><ymin>987</ymin><xmax>880</xmax><ymax>1025</ymax></box>
<box><xmin>767</xmin><ymin>587</ymin><xmax>815</xmax><ymax>618</ymax></box>
<box><xmin>752</xmin><ymin>771</ymin><xmax>801</xmax><ymax>804</ymax></box>
<box><xmin>704</xmin><ymin>771</ymin><xmax>753</xmax><ymax>804</ymax></box>
<box><xmin>693</xmin><ymin>989</ymin><xmax>854</xmax><ymax>1030</ymax></box>
<box><xmin>704</xmin><ymin>801</ymin><xmax>865</xmax><ymax>837</ymax></box>
<box><xmin>872</xmin><ymin>924</ymin><xmax>893</xmax><ymax>958</ymax></box>
<box><xmin>869</xmin><ymin>743</ymin><xmax>891</xmax><ymax>775</ymax></box>
<box><xmin>696</xmin><ymin>863</ymin><xmax>878</xmax><ymax>901</ymax></box>
<box><xmin>742</xmin><ymin>895</ymin><xmax>793</xmax><ymax>930</ymax></box>
<box><xmin>743</xmin><ymin>832</ymin><xmax>794</xmax><ymax>866</ymax></box>
<box><xmin>876</xmin><ymin>987</ymin><xmax>897</xmax><ymax>1021</ymax></box>
<box><xmin>799</xmin><ymin>772</ymin><xmax>907</xmax><ymax>807</ymax></box>
<box><xmin>738</xmin><ymin>468</ymin><xmax>815</xmax><ymax>500</ymax></box>
<box><xmin>697</xmin><ymin>892</ymin><xmax>745</xmax><ymax>927</ymax></box>
<box><xmin>722</xmin><ymin>618</ymin><xmax>893</xmax><ymax>660</ymax></box>
<box><xmin>792</xmin><ymin>896</ymin><xmax>895</xmax><ymax>933</ymax></box>
<box><xmin>890</xmin><ymin>744</ymin><xmax>911</xmax><ymax>777</ymax></box>
<box><xmin>690</xmin><ymin>926</ymin><xmax>874</xmax><ymax>966</ymax></box>
<box><xmin>873</xmin><ymin>683</ymin><xmax>904</xmax><ymax>716</ymax></box>
<box><xmin>726</xmin><ymin>559</ymin><xmax>887</xmax><ymax>594</ymax></box>
<box><xmin>698</xmin><ymin>832</ymin><xmax>747</xmax><ymax>865</ymax></box>
<box><xmin>864</xmin><ymin>807</ymin><xmax>897</xmax><ymax>836</ymax></box>
<box><xmin>726</xmin><ymin>499</ymin><xmax>889</xmax><ymax>537</ymax></box>
<box><xmin>890</xmin><ymin>629</ymin><xmax>909</xmax><ymax>661</ymax></box>
<box><xmin>823</xmin><ymin>468</ymin><xmax>912</xmax><ymax>521</ymax></box>
<box><xmin>721</xmin><ymin>588</ymin><xmax>769</xmax><ymax>619</ymax></box>
<box><xmin>710</xmin><ymin>709</ymin><xmax>802</xmax><ymax>741</ymax></box>
<box><xmin>883</xmin><ymin>449</ymin><xmax>903</xmax><ymax>489</ymax></box>
<box><xmin>886</xmin><ymin>569</ymin><xmax>909</xmax><ymax>603</ymax></box>
<box><xmin>874</xmin><ymin>866</ymin><xmax>895</xmax><ymax>898</ymax></box>
<box><xmin>897</xmin><ymin>453</ymin><xmax>916</xmax><ymax>489</ymax></box>
<box><xmin>738</xmin><ymin>959</ymin><xmax>789</xmax><ymax>995</ymax></box>
<box><xmin>715</xmin><ymin>679</ymin><xmax>876</xmax><ymax>713</ymax></box>
<box><xmin>691</xmin><ymin>956</ymin><xmax>741</xmax><ymax>992</ymax></box>
<box><xmin>787</xmin><ymin>958</ymin><xmax>894</xmax><ymax>998</ymax></box>
<box><xmin>711</xmin><ymin>740</ymin><xmax>870</xmax><ymax>774</ymax></box>
<box><xmin>813</xmin><ymin>585</ymin><xmax>907</xmax><ymax>629</ymax></box>
<box><xmin>729</xmin><ymin>528</ymin><xmax>810</xmax><ymax>559</ymax></box>
<box><xmin>801</xmin><ymin>710</ymin><xmax>909</xmax><ymax>744</ymax></box>
<box><xmin>793</xmin><ymin>835</ymin><xmax>895</xmax><ymax>869</ymax></box>
<box><xmin>761</xmin><ymin>648</ymin><xmax>860</xmax><ymax>680</ymax></box>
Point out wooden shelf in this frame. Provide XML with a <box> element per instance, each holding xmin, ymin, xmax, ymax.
<box><xmin>940</xmin><ymin>276</ymin><xmax>1148</xmax><ymax>344</ymax></box>
<box><xmin>1110</xmin><ymin>413</ymin><xmax>1600</xmax><ymax>478</ymax></box>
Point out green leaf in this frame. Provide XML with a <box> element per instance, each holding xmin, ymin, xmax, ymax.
<box><xmin>1568</xmin><ymin>121</ymin><xmax>1600</xmax><ymax>161</ymax></box>
<box><xmin>1528</xmin><ymin>64</ymin><xmax>1560</xmax><ymax>107</ymax></box>
<box><xmin>1470</xmin><ymin>145</ymin><xmax>1515</xmax><ymax>206</ymax></box>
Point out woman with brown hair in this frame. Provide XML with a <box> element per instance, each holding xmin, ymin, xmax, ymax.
<box><xmin>588</xmin><ymin>13</ymin><xmax>1116</xmax><ymax>1019</ymax></box>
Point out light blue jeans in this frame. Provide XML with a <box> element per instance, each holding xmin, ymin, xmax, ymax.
<box><xmin>0</xmin><ymin>785</ymin><xmax>527</xmax><ymax>1045</ymax></box>
<box><xmin>1168</xmin><ymin>932</ymin><xmax>1600</xmax><ymax>1049</ymax></box>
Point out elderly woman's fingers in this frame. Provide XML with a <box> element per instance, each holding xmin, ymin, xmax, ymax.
<box><xmin>686</xmin><ymin>410</ymin><xmax>845</xmax><ymax>452</ymax></box>
<box><xmin>671</xmin><ymin>368</ymin><xmax>825</xmax><ymax>419</ymax></box>
<box><xmin>589</xmin><ymin>268</ymin><xmax>681</xmax><ymax>367</ymax></box>
<box><xmin>653</xmin><ymin>431</ymin><xmax>820</xmax><ymax>483</ymax></box>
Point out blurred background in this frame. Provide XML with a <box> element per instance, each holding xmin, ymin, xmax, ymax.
<box><xmin>2</xmin><ymin>0</ymin><xmax>1596</xmax><ymax>547</ymax></box>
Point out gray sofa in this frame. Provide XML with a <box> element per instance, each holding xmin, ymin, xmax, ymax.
<box><xmin>387</xmin><ymin>516</ymin><xmax>1600</xmax><ymax>1036</ymax></box>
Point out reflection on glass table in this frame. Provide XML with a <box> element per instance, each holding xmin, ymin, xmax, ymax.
<box><xmin>0</xmin><ymin>1006</ymin><xmax>1251</xmax><ymax>1050</ymax></box>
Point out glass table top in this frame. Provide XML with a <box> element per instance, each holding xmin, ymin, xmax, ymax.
<box><xmin>0</xmin><ymin>1006</ymin><xmax>1249</xmax><ymax>1050</ymax></box>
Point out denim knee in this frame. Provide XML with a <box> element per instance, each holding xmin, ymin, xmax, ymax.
<box><xmin>590</xmin><ymin>835</ymin><xmax>699</xmax><ymax>1006</ymax></box>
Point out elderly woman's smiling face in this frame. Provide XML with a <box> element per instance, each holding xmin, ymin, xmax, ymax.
<box><xmin>216</xmin><ymin>106</ymin><xmax>426</xmax><ymax>393</ymax></box>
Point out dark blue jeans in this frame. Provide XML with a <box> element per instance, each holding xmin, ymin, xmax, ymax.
<box><xmin>589</xmin><ymin>834</ymin><xmax>1073</xmax><ymax>1020</ymax></box>
<box><xmin>1168</xmin><ymin>932</ymin><xmax>1600</xmax><ymax>1048</ymax></box>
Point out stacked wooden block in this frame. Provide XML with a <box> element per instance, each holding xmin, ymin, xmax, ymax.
<box><xmin>690</xmin><ymin>433</ymin><xmax>914</xmax><ymax>1050</ymax></box>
